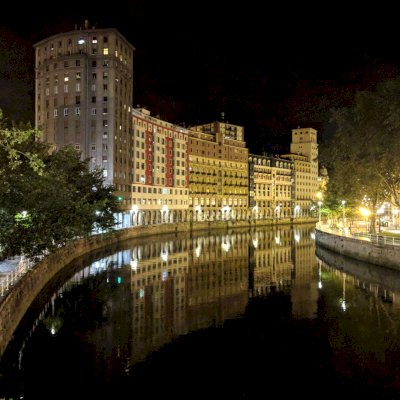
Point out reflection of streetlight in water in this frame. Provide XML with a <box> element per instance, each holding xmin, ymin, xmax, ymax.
<box><xmin>340</xmin><ymin>273</ymin><xmax>347</xmax><ymax>311</ymax></box>
<box><xmin>318</xmin><ymin>259</ymin><xmax>322</xmax><ymax>289</ymax></box>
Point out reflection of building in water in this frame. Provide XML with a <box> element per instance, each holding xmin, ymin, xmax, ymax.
<box><xmin>249</xmin><ymin>228</ymin><xmax>294</xmax><ymax>296</ymax></box>
<box><xmin>291</xmin><ymin>226</ymin><xmax>318</xmax><ymax>318</ymax></box>
<box><xmin>250</xmin><ymin>225</ymin><xmax>318</xmax><ymax>319</ymax></box>
<box><xmin>130</xmin><ymin>238</ymin><xmax>190</xmax><ymax>362</ymax></box>
<box><xmin>186</xmin><ymin>232</ymin><xmax>249</xmax><ymax>329</ymax></box>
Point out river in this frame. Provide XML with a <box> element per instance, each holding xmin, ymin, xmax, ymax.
<box><xmin>1</xmin><ymin>223</ymin><xmax>400</xmax><ymax>399</ymax></box>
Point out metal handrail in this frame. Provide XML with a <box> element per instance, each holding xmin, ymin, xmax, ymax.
<box><xmin>0</xmin><ymin>257</ymin><xmax>33</xmax><ymax>297</ymax></box>
<box><xmin>352</xmin><ymin>232</ymin><xmax>400</xmax><ymax>246</ymax></box>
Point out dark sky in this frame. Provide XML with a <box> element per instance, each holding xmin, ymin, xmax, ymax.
<box><xmin>1</xmin><ymin>1</ymin><xmax>400</xmax><ymax>153</ymax></box>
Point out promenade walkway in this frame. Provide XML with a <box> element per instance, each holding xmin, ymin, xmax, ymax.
<box><xmin>315</xmin><ymin>222</ymin><xmax>400</xmax><ymax>271</ymax></box>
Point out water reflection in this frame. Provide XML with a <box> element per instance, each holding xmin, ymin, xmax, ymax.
<box><xmin>2</xmin><ymin>224</ymin><xmax>400</xmax><ymax>398</ymax></box>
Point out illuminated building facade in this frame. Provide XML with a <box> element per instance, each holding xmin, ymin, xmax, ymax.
<box><xmin>34</xmin><ymin>24</ymin><xmax>135</xmax><ymax>214</ymax></box>
<box><xmin>188</xmin><ymin>119</ymin><xmax>249</xmax><ymax>221</ymax></box>
<box><xmin>131</xmin><ymin>108</ymin><xmax>189</xmax><ymax>225</ymax></box>
<box><xmin>281</xmin><ymin>127</ymin><xmax>319</xmax><ymax>216</ymax></box>
<box><xmin>248</xmin><ymin>153</ymin><xmax>294</xmax><ymax>219</ymax></box>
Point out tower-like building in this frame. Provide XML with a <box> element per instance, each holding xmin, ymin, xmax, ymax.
<box><xmin>281</xmin><ymin>127</ymin><xmax>319</xmax><ymax>216</ymax></box>
<box><xmin>34</xmin><ymin>23</ymin><xmax>135</xmax><ymax>210</ymax></box>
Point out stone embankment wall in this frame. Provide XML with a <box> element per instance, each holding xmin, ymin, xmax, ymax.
<box><xmin>0</xmin><ymin>217</ymin><xmax>314</xmax><ymax>357</ymax></box>
<box><xmin>315</xmin><ymin>228</ymin><xmax>400</xmax><ymax>272</ymax></box>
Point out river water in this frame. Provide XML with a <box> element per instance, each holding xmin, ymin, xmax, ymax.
<box><xmin>1</xmin><ymin>224</ymin><xmax>400</xmax><ymax>399</ymax></box>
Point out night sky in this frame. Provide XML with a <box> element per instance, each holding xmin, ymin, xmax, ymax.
<box><xmin>1</xmin><ymin>1</ymin><xmax>399</xmax><ymax>153</ymax></box>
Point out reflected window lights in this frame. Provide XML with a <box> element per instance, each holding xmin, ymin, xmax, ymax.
<box><xmin>221</xmin><ymin>237</ymin><xmax>231</xmax><ymax>252</ymax></box>
<box><xmin>130</xmin><ymin>259</ymin><xmax>138</xmax><ymax>271</ymax></box>
<box><xmin>252</xmin><ymin>238</ymin><xmax>258</xmax><ymax>248</ymax></box>
<box><xmin>340</xmin><ymin>273</ymin><xmax>347</xmax><ymax>311</ymax></box>
<box><xmin>275</xmin><ymin>236</ymin><xmax>281</xmax><ymax>245</ymax></box>
<box><xmin>195</xmin><ymin>244</ymin><xmax>202</xmax><ymax>258</ymax></box>
<box><xmin>162</xmin><ymin>271</ymin><xmax>168</xmax><ymax>281</ymax></box>
<box><xmin>139</xmin><ymin>288</ymin><xmax>144</xmax><ymax>298</ymax></box>
<box><xmin>318</xmin><ymin>260</ymin><xmax>322</xmax><ymax>289</ymax></box>
<box><xmin>294</xmin><ymin>233</ymin><xmax>300</xmax><ymax>243</ymax></box>
<box><xmin>160</xmin><ymin>249</ymin><xmax>168</xmax><ymax>262</ymax></box>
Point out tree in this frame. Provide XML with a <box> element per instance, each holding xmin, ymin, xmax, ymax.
<box><xmin>0</xmin><ymin>117</ymin><xmax>121</xmax><ymax>260</ymax></box>
<box><xmin>320</xmin><ymin>77</ymin><xmax>400</xmax><ymax>233</ymax></box>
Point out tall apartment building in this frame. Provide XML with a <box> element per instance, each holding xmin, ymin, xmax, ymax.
<box><xmin>281</xmin><ymin>127</ymin><xmax>319</xmax><ymax>216</ymax></box>
<box><xmin>248</xmin><ymin>153</ymin><xmax>294</xmax><ymax>219</ymax></box>
<box><xmin>34</xmin><ymin>24</ymin><xmax>134</xmax><ymax>213</ymax></box>
<box><xmin>188</xmin><ymin>119</ymin><xmax>249</xmax><ymax>221</ymax></box>
<box><xmin>131</xmin><ymin>108</ymin><xmax>189</xmax><ymax>225</ymax></box>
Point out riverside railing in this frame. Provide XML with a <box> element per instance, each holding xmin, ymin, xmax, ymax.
<box><xmin>0</xmin><ymin>256</ymin><xmax>33</xmax><ymax>297</ymax></box>
<box><xmin>352</xmin><ymin>232</ymin><xmax>400</xmax><ymax>246</ymax></box>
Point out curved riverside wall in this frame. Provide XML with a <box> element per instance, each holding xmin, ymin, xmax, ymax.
<box><xmin>0</xmin><ymin>217</ymin><xmax>314</xmax><ymax>357</ymax></box>
<box><xmin>315</xmin><ymin>228</ymin><xmax>400</xmax><ymax>272</ymax></box>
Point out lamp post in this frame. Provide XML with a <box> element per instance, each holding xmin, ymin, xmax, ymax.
<box><xmin>341</xmin><ymin>200</ymin><xmax>346</xmax><ymax>226</ymax></box>
<box><xmin>393</xmin><ymin>208</ymin><xmax>399</xmax><ymax>229</ymax></box>
<box><xmin>318</xmin><ymin>201</ymin><xmax>322</xmax><ymax>224</ymax></box>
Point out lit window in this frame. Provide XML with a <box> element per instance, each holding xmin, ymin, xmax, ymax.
<box><xmin>103</xmin><ymin>48</ymin><xmax>109</xmax><ymax>55</ymax></box>
<box><xmin>54</xmin><ymin>109</ymin><xmax>58</xmax><ymax>117</ymax></box>
<box><xmin>63</xmin><ymin>108</ymin><xmax>68</xmax><ymax>116</ymax></box>
<box><xmin>91</xmin><ymin>108</ymin><xmax>96</xmax><ymax>115</ymax></box>
<box><xmin>75</xmin><ymin>107</ymin><xmax>80</xmax><ymax>115</ymax></box>
<box><xmin>78</xmin><ymin>39</ymin><xmax>85</xmax><ymax>45</ymax></box>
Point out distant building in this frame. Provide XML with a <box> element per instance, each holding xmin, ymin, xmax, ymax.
<box><xmin>34</xmin><ymin>24</ymin><xmax>135</xmax><ymax>216</ymax></box>
<box><xmin>281</xmin><ymin>127</ymin><xmax>319</xmax><ymax>216</ymax></box>
<box><xmin>248</xmin><ymin>153</ymin><xmax>294</xmax><ymax>219</ymax></box>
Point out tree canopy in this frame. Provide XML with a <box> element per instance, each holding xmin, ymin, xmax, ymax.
<box><xmin>0</xmin><ymin>115</ymin><xmax>121</xmax><ymax>260</ymax></box>
<box><xmin>320</xmin><ymin>76</ymin><xmax>400</xmax><ymax>230</ymax></box>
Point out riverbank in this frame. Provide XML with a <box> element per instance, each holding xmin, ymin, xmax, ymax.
<box><xmin>315</xmin><ymin>223</ymin><xmax>400</xmax><ymax>271</ymax></box>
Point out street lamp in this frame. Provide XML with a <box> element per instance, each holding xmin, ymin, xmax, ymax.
<box><xmin>359</xmin><ymin>206</ymin><xmax>371</xmax><ymax>233</ymax></box>
<box><xmin>393</xmin><ymin>208</ymin><xmax>399</xmax><ymax>229</ymax></box>
<box><xmin>341</xmin><ymin>200</ymin><xmax>346</xmax><ymax>226</ymax></box>
<box><xmin>318</xmin><ymin>201</ymin><xmax>322</xmax><ymax>224</ymax></box>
